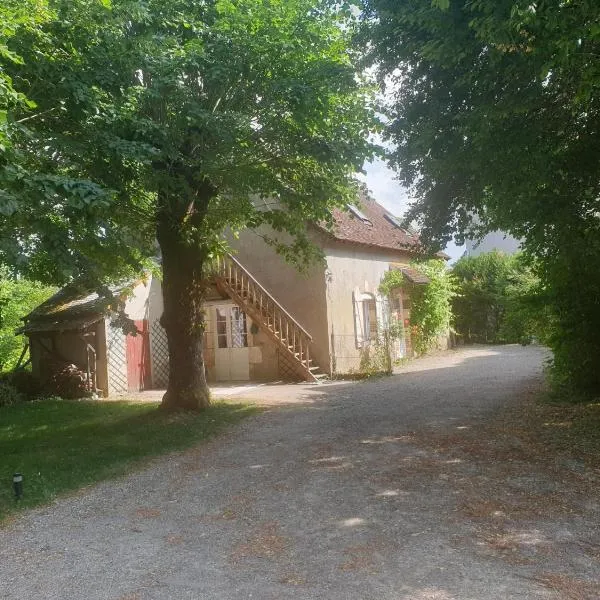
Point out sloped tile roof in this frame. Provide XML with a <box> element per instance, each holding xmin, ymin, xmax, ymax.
<box><xmin>319</xmin><ymin>195</ymin><xmax>424</xmax><ymax>255</ymax></box>
<box><xmin>20</xmin><ymin>281</ymin><xmax>136</xmax><ymax>334</ymax></box>
<box><xmin>398</xmin><ymin>266</ymin><xmax>430</xmax><ymax>285</ymax></box>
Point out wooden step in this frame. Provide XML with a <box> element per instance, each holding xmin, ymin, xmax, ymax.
<box><xmin>214</xmin><ymin>256</ymin><xmax>324</xmax><ymax>384</ymax></box>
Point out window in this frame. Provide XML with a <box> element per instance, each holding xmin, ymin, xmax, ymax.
<box><xmin>364</xmin><ymin>299</ymin><xmax>378</xmax><ymax>341</ymax></box>
<box><xmin>216</xmin><ymin>306</ymin><xmax>248</xmax><ymax>349</ymax></box>
<box><xmin>384</xmin><ymin>213</ymin><xmax>409</xmax><ymax>234</ymax></box>
<box><xmin>216</xmin><ymin>308</ymin><xmax>228</xmax><ymax>349</ymax></box>
<box><xmin>354</xmin><ymin>291</ymin><xmax>378</xmax><ymax>347</ymax></box>
<box><xmin>347</xmin><ymin>204</ymin><xmax>372</xmax><ymax>226</ymax></box>
<box><xmin>230</xmin><ymin>307</ymin><xmax>248</xmax><ymax>348</ymax></box>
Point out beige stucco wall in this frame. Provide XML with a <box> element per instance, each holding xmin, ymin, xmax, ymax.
<box><xmin>123</xmin><ymin>278</ymin><xmax>152</xmax><ymax>320</ymax></box>
<box><xmin>324</xmin><ymin>244</ymin><xmax>414</xmax><ymax>374</ymax></box>
<box><xmin>228</xmin><ymin>227</ymin><xmax>331</xmax><ymax>374</ymax></box>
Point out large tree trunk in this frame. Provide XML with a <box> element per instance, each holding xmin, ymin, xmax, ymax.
<box><xmin>156</xmin><ymin>180</ymin><xmax>214</xmax><ymax>411</ymax></box>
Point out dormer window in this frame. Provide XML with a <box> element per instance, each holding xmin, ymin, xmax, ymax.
<box><xmin>347</xmin><ymin>204</ymin><xmax>372</xmax><ymax>226</ymax></box>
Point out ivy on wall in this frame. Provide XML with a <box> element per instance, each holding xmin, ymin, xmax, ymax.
<box><xmin>379</xmin><ymin>259</ymin><xmax>456</xmax><ymax>357</ymax></box>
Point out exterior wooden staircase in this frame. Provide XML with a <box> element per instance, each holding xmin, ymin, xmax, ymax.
<box><xmin>212</xmin><ymin>254</ymin><xmax>327</xmax><ymax>383</ymax></box>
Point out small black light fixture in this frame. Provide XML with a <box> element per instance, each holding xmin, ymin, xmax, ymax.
<box><xmin>13</xmin><ymin>473</ymin><xmax>23</xmax><ymax>501</ymax></box>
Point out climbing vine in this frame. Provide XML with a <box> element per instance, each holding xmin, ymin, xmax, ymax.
<box><xmin>379</xmin><ymin>260</ymin><xmax>456</xmax><ymax>357</ymax></box>
<box><xmin>409</xmin><ymin>260</ymin><xmax>457</xmax><ymax>355</ymax></box>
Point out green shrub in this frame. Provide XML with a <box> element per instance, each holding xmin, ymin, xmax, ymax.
<box><xmin>409</xmin><ymin>259</ymin><xmax>457</xmax><ymax>355</ymax></box>
<box><xmin>378</xmin><ymin>259</ymin><xmax>456</xmax><ymax>358</ymax></box>
<box><xmin>0</xmin><ymin>273</ymin><xmax>55</xmax><ymax>372</ymax></box>
<box><xmin>539</xmin><ymin>231</ymin><xmax>600</xmax><ymax>396</ymax></box>
<box><xmin>452</xmin><ymin>251</ymin><xmax>546</xmax><ymax>345</ymax></box>
<box><xmin>1</xmin><ymin>371</ymin><xmax>42</xmax><ymax>397</ymax></box>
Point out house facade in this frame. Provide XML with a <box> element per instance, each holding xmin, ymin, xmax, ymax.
<box><xmin>22</xmin><ymin>196</ymin><xmax>441</xmax><ymax>395</ymax></box>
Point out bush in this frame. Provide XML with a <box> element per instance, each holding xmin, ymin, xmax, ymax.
<box><xmin>540</xmin><ymin>231</ymin><xmax>600</xmax><ymax>396</ymax></box>
<box><xmin>0</xmin><ymin>273</ymin><xmax>55</xmax><ymax>372</ymax></box>
<box><xmin>0</xmin><ymin>380</ymin><xmax>25</xmax><ymax>407</ymax></box>
<box><xmin>409</xmin><ymin>259</ymin><xmax>457</xmax><ymax>355</ymax></box>
<box><xmin>3</xmin><ymin>370</ymin><xmax>43</xmax><ymax>398</ymax></box>
<box><xmin>452</xmin><ymin>251</ymin><xmax>546</xmax><ymax>345</ymax></box>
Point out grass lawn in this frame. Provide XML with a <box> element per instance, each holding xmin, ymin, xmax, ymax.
<box><xmin>0</xmin><ymin>398</ymin><xmax>258</xmax><ymax>522</ymax></box>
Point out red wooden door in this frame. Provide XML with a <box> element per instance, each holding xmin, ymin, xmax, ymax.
<box><xmin>126</xmin><ymin>320</ymin><xmax>152</xmax><ymax>392</ymax></box>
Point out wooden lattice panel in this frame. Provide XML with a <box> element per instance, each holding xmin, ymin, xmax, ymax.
<box><xmin>150</xmin><ymin>321</ymin><xmax>169</xmax><ymax>388</ymax></box>
<box><xmin>106</xmin><ymin>323</ymin><xmax>128</xmax><ymax>394</ymax></box>
<box><xmin>277</xmin><ymin>350</ymin><xmax>303</xmax><ymax>382</ymax></box>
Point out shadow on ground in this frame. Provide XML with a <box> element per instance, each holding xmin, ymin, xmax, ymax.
<box><xmin>1</xmin><ymin>345</ymin><xmax>598</xmax><ymax>600</ymax></box>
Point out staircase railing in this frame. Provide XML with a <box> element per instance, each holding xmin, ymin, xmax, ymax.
<box><xmin>211</xmin><ymin>254</ymin><xmax>318</xmax><ymax>380</ymax></box>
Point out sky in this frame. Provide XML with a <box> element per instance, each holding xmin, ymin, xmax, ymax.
<box><xmin>361</xmin><ymin>158</ymin><xmax>465</xmax><ymax>262</ymax></box>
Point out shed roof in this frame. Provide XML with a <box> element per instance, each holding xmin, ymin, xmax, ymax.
<box><xmin>20</xmin><ymin>313</ymin><xmax>104</xmax><ymax>335</ymax></box>
<box><xmin>20</xmin><ymin>281</ymin><xmax>135</xmax><ymax>335</ymax></box>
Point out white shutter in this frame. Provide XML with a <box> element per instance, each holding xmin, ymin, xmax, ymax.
<box><xmin>353</xmin><ymin>291</ymin><xmax>365</xmax><ymax>348</ymax></box>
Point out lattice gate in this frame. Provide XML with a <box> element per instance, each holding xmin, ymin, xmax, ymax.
<box><xmin>106</xmin><ymin>323</ymin><xmax>128</xmax><ymax>394</ymax></box>
<box><xmin>150</xmin><ymin>321</ymin><xmax>169</xmax><ymax>388</ymax></box>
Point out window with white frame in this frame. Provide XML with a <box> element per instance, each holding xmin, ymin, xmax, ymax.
<box><xmin>354</xmin><ymin>291</ymin><xmax>378</xmax><ymax>347</ymax></box>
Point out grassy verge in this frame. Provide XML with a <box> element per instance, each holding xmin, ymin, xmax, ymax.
<box><xmin>0</xmin><ymin>398</ymin><xmax>258</xmax><ymax>522</ymax></box>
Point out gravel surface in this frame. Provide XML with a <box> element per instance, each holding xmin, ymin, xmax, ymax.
<box><xmin>1</xmin><ymin>345</ymin><xmax>599</xmax><ymax>600</ymax></box>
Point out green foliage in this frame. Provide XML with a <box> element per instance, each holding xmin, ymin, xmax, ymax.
<box><xmin>358</xmin><ymin>340</ymin><xmax>392</xmax><ymax>377</ymax></box>
<box><xmin>539</xmin><ymin>231</ymin><xmax>600</xmax><ymax>395</ymax></box>
<box><xmin>361</xmin><ymin>0</ymin><xmax>600</xmax><ymax>251</ymax></box>
<box><xmin>378</xmin><ymin>269</ymin><xmax>404</xmax><ymax>298</ymax></box>
<box><xmin>1</xmin><ymin>0</ymin><xmax>378</xmax><ymax>285</ymax></box>
<box><xmin>0</xmin><ymin>398</ymin><xmax>258</xmax><ymax>520</ymax></box>
<box><xmin>362</xmin><ymin>0</ymin><xmax>600</xmax><ymax>394</ymax></box>
<box><xmin>409</xmin><ymin>260</ymin><xmax>456</xmax><ymax>356</ymax></box>
<box><xmin>378</xmin><ymin>261</ymin><xmax>455</xmax><ymax>359</ymax></box>
<box><xmin>0</xmin><ymin>0</ymin><xmax>51</xmax><ymax>147</ymax></box>
<box><xmin>0</xmin><ymin>273</ymin><xmax>55</xmax><ymax>371</ymax></box>
<box><xmin>452</xmin><ymin>251</ymin><xmax>545</xmax><ymax>345</ymax></box>
<box><xmin>356</xmin><ymin>316</ymin><xmax>405</xmax><ymax>377</ymax></box>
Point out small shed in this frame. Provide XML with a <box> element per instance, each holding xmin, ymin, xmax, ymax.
<box><xmin>21</xmin><ymin>276</ymin><xmax>166</xmax><ymax>396</ymax></box>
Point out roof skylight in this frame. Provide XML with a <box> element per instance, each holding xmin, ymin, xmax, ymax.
<box><xmin>347</xmin><ymin>204</ymin><xmax>372</xmax><ymax>225</ymax></box>
<box><xmin>384</xmin><ymin>213</ymin><xmax>408</xmax><ymax>233</ymax></box>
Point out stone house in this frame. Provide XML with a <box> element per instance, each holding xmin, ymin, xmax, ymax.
<box><xmin>21</xmin><ymin>196</ymin><xmax>439</xmax><ymax>395</ymax></box>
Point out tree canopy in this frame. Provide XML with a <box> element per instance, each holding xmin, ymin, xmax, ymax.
<box><xmin>362</xmin><ymin>0</ymin><xmax>600</xmax><ymax>251</ymax></box>
<box><xmin>362</xmin><ymin>0</ymin><xmax>600</xmax><ymax>393</ymax></box>
<box><xmin>1</xmin><ymin>0</ymin><xmax>379</xmax><ymax>408</ymax></box>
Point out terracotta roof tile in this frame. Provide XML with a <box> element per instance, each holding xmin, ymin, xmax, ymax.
<box><xmin>398</xmin><ymin>266</ymin><xmax>430</xmax><ymax>285</ymax></box>
<box><xmin>319</xmin><ymin>195</ymin><xmax>423</xmax><ymax>255</ymax></box>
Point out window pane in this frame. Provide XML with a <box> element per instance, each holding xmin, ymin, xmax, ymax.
<box><xmin>230</xmin><ymin>307</ymin><xmax>248</xmax><ymax>348</ymax></box>
<box><xmin>362</xmin><ymin>301</ymin><xmax>370</xmax><ymax>342</ymax></box>
<box><xmin>216</xmin><ymin>308</ymin><xmax>228</xmax><ymax>348</ymax></box>
<box><xmin>368</xmin><ymin>300</ymin><xmax>378</xmax><ymax>340</ymax></box>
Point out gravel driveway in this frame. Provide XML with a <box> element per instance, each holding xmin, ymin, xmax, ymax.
<box><xmin>1</xmin><ymin>345</ymin><xmax>598</xmax><ymax>599</ymax></box>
